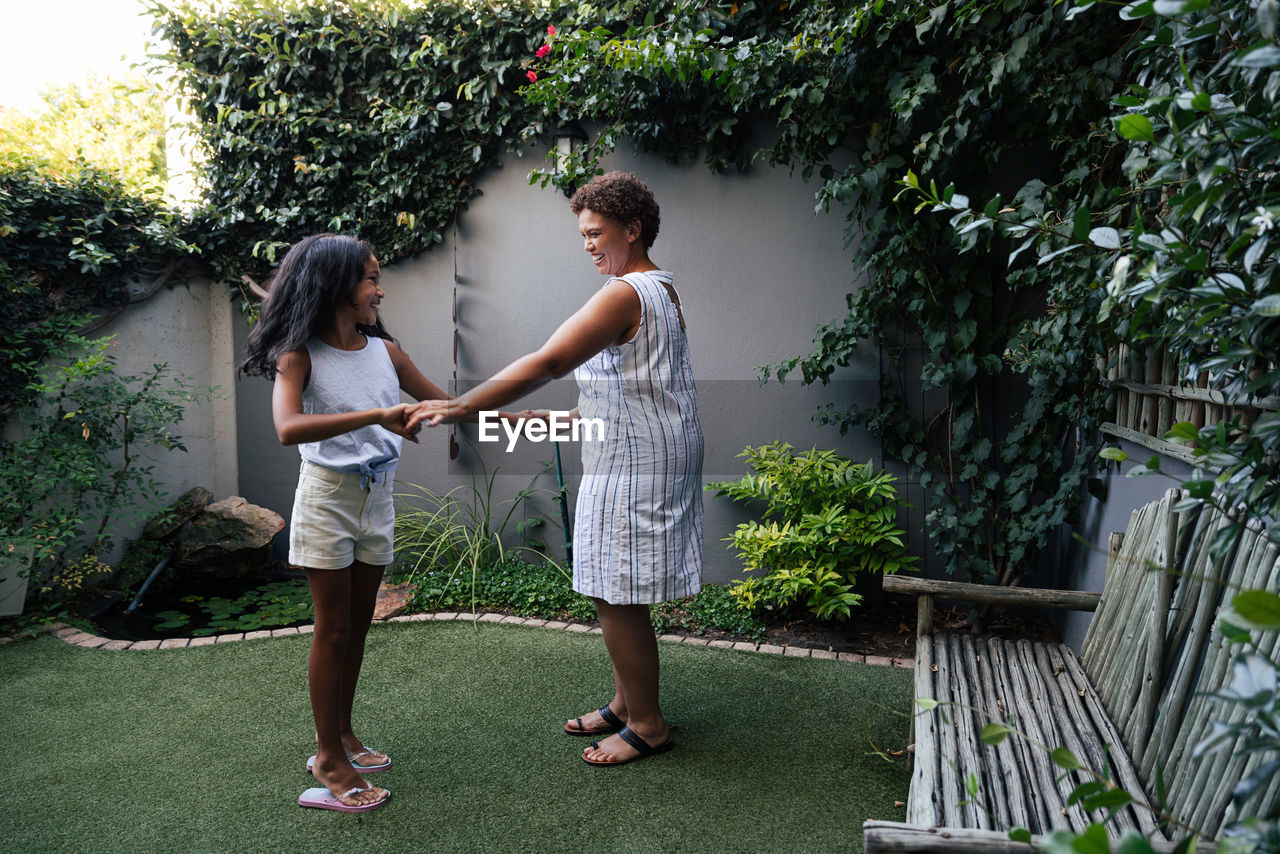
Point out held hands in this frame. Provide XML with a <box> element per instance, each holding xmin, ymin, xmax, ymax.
<box><xmin>401</xmin><ymin>403</ymin><xmax>548</xmax><ymax>432</ymax></box>
<box><xmin>378</xmin><ymin>404</ymin><xmax>422</xmax><ymax>443</ymax></box>
<box><xmin>405</xmin><ymin>399</ymin><xmax>463</xmax><ymax>431</ymax></box>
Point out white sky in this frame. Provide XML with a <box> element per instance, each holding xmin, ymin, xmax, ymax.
<box><xmin>0</xmin><ymin>0</ymin><xmax>154</xmax><ymax>111</ymax></box>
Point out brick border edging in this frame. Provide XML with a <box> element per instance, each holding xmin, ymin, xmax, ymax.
<box><xmin>5</xmin><ymin>615</ymin><xmax>913</xmax><ymax>669</ymax></box>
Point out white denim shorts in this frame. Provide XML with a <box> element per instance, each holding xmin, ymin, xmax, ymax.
<box><xmin>288</xmin><ymin>461</ymin><xmax>396</xmax><ymax>570</ymax></box>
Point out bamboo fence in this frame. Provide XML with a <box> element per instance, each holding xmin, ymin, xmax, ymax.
<box><xmin>1102</xmin><ymin>344</ymin><xmax>1280</xmax><ymax>463</ymax></box>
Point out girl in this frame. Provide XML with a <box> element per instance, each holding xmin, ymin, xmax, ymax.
<box><xmin>240</xmin><ymin>233</ymin><xmax>446</xmax><ymax>812</ymax></box>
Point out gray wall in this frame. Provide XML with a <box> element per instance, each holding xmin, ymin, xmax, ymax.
<box><xmin>234</xmin><ymin>139</ymin><xmax>881</xmax><ymax>583</ymax></box>
<box><xmin>93</xmin><ymin>277</ymin><xmax>239</xmax><ymax>561</ymax></box>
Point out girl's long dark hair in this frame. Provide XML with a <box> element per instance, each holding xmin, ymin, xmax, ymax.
<box><xmin>239</xmin><ymin>233</ymin><xmax>393</xmax><ymax>379</ymax></box>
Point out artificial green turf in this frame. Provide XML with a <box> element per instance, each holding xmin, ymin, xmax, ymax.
<box><xmin>0</xmin><ymin>623</ymin><xmax>912</xmax><ymax>853</ymax></box>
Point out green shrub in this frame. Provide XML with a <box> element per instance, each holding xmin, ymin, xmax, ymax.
<box><xmin>707</xmin><ymin>443</ymin><xmax>915</xmax><ymax>620</ymax></box>
<box><xmin>0</xmin><ymin>329</ymin><xmax>207</xmax><ymax>609</ymax></box>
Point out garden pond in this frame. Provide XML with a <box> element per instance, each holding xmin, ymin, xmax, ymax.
<box><xmin>89</xmin><ymin>565</ymin><xmax>312</xmax><ymax>641</ymax></box>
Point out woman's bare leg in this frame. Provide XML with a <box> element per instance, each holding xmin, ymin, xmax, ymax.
<box><xmin>581</xmin><ymin>599</ymin><xmax>671</xmax><ymax>763</ymax></box>
<box><xmin>564</xmin><ymin>662</ymin><xmax>626</xmax><ymax>734</ymax></box>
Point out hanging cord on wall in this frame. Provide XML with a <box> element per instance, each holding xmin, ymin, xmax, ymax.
<box><xmin>449</xmin><ymin>214</ymin><xmax>460</xmax><ymax>461</ymax></box>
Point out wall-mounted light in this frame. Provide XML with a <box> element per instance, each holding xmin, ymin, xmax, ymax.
<box><xmin>552</xmin><ymin>121</ymin><xmax>588</xmax><ymax>198</ymax></box>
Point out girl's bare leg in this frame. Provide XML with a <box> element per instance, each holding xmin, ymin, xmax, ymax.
<box><xmin>336</xmin><ymin>560</ymin><xmax>386</xmax><ymax>762</ymax></box>
<box><xmin>581</xmin><ymin>599</ymin><xmax>671</xmax><ymax>763</ymax></box>
<box><xmin>305</xmin><ymin>565</ymin><xmax>386</xmax><ymax>805</ymax></box>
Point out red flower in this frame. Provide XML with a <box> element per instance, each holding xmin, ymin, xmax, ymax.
<box><xmin>536</xmin><ymin>44</ymin><xmax>551</xmax><ymax>58</ymax></box>
<box><xmin>547</xmin><ymin>25</ymin><xmax>556</xmax><ymax>35</ymax></box>
<box><xmin>526</xmin><ymin>70</ymin><xmax>538</xmax><ymax>82</ymax></box>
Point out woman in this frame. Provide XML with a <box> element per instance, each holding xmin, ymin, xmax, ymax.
<box><xmin>409</xmin><ymin>170</ymin><xmax>703</xmax><ymax>766</ymax></box>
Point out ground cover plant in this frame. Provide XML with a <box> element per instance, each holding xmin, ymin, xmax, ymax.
<box><xmin>396</xmin><ymin>554</ymin><xmax>769</xmax><ymax>641</ymax></box>
<box><xmin>392</xmin><ymin>467</ymin><xmax>769</xmax><ymax>639</ymax></box>
<box><xmin>1</xmin><ymin>622</ymin><xmax>911</xmax><ymax>852</ymax></box>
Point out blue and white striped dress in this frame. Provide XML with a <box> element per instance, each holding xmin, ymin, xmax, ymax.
<box><xmin>572</xmin><ymin>270</ymin><xmax>704</xmax><ymax>604</ymax></box>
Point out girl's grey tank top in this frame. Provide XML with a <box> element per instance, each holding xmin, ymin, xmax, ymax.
<box><xmin>299</xmin><ymin>336</ymin><xmax>402</xmax><ymax>479</ymax></box>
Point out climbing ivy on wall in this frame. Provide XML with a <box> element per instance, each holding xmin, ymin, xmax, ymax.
<box><xmin>0</xmin><ymin>165</ymin><xmax>197</xmax><ymax>412</ymax></box>
<box><xmin>147</xmin><ymin>0</ymin><xmax>570</xmax><ymax>292</ymax></box>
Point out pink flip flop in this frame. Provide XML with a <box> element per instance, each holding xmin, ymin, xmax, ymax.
<box><xmin>298</xmin><ymin>786</ymin><xmax>390</xmax><ymax>813</ymax></box>
<box><xmin>306</xmin><ymin>751</ymin><xmax>391</xmax><ymax>774</ymax></box>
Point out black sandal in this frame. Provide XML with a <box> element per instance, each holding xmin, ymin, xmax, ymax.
<box><xmin>582</xmin><ymin>725</ymin><xmax>675</xmax><ymax>767</ymax></box>
<box><xmin>564</xmin><ymin>704</ymin><xmax>625</xmax><ymax>736</ymax></box>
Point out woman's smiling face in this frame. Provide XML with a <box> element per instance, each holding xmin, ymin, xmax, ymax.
<box><xmin>578</xmin><ymin>209</ymin><xmax>640</xmax><ymax>277</ymax></box>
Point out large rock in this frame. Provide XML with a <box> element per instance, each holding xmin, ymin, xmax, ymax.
<box><xmin>143</xmin><ymin>486</ymin><xmax>213</xmax><ymax>541</ymax></box>
<box><xmin>373</xmin><ymin>582</ymin><xmax>414</xmax><ymax>621</ymax></box>
<box><xmin>174</xmin><ymin>496</ymin><xmax>285</xmax><ymax>576</ymax></box>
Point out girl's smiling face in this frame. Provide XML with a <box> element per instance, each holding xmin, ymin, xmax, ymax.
<box><xmin>578</xmin><ymin>209</ymin><xmax>641</xmax><ymax>277</ymax></box>
<box><xmin>346</xmin><ymin>255</ymin><xmax>384</xmax><ymax>327</ymax></box>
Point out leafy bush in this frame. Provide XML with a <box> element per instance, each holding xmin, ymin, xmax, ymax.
<box><xmin>707</xmin><ymin>443</ymin><xmax>914</xmax><ymax>620</ymax></box>
<box><xmin>0</xmin><ymin>329</ymin><xmax>207</xmax><ymax>608</ymax></box>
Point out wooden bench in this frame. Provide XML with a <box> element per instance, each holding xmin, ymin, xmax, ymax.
<box><xmin>863</xmin><ymin>490</ymin><xmax>1280</xmax><ymax>851</ymax></box>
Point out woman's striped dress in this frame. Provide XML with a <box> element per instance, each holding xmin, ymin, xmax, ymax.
<box><xmin>572</xmin><ymin>270</ymin><xmax>704</xmax><ymax>604</ymax></box>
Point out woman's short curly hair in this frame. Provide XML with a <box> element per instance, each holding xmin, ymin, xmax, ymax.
<box><xmin>569</xmin><ymin>171</ymin><xmax>661</xmax><ymax>249</ymax></box>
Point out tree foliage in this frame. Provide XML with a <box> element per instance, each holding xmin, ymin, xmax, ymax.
<box><xmin>901</xmin><ymin>0</ymin><xmax>1280</xmax><ymax>847</ymax></box>
<box><xmin>707</xmin><ymin>443</ymin><xmax>915</xmax><ymax>620</ymax></box>
<box><xmin>0</xmin><ymin>71</ymin><xmax>169</xmax><ymax>199</ymax></box>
